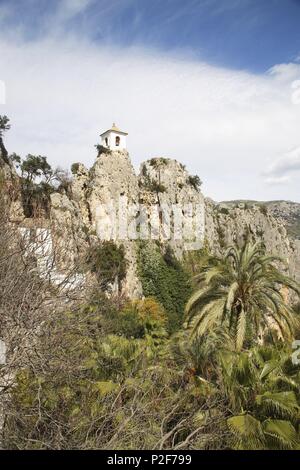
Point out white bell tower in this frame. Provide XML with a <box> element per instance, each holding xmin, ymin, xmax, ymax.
<box><xmin>100</xmin><ymin>123</ymin><xmax>128</xmax><ymax>151</ymax></box>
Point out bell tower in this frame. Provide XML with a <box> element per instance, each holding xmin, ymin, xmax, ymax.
<box><xmin>100</xmin><ymin>123</ymin><xmax>128</xmax><ymax>151</ymax></box>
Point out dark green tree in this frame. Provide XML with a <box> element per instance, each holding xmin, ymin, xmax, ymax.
<box><xmin>188</xmin><ymin>175</ymin><xmax>202</xmax><ymax>192</ymax></box>
<box><xmin>86</xmin><ymin>241</ymin><xmax>127</xmax><ymax>292</ymax></box>
<box><xmin>185</xmin><ymin>240</ymin><xmax>300</xmax><ymax>351</ymax></box>
<box><xmin>20</xmin><ymin>154</ymin><xmax>55</xmax><ymax>217</ymax></box>
<box><xmin>21</xmin><ymin>154</ymin><xmax>52</xmax><ymax>183</ymax></box>
<box><xmin>138</xmin><ymin>242</ymin><xmax>192</xmax><ymax>332</ymax></box>
<box><xmin>0</xmin><ymin>115</ymin><xmax>11</xmax><ymax>164</ymax></box>
<box><xmin>0</xmin><ymin>115</ymin><xmax>10</xmax><ymax>138</ymax></box>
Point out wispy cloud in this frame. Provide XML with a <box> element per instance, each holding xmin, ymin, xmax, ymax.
<box><xmin>56</xmin><ymin>0</ymin><xmax>95</xmax><ymax>21</ymax></box>
<box><xmin>1</xmin><ymin>1</ymin><xmax>300</xmax><ymax>202</ymax></box>
<box><xmin>264</xmin><ymin>175</ymin><xmax>292</xmax><ymax>185</ymax></box>
<box><xmin>1</xmin><ymin>33</ymin><xmax>300</xmax><ymax>202</ymax></box>
<box><xmin>264</xmin><ymin>146</ymin><xmax>300</xmax><ymax>185</ymax></box>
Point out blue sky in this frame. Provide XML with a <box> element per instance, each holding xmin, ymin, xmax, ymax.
<box><xmin>0</xmin><ymin>0</ymin><xmax>300</xmax><ymax>201</ymax></box>
<box><xmin>1</xmin><ymin>0</ymin><xmax>300</xmax><ymax>72</ymax></box>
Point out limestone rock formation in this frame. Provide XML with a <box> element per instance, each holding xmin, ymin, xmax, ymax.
<box><xmin>138</xmin><ymin>158</ymin><xmax>205</xmax><ymax>255</ymax></box>
<box><xmin>3</xmin><ymin>138</ymin><xmax>299</xmax><ymax>296</ymax></box>
<box><xmin>49</xmin><ymin>152</ymin><xmax>206</xmax><ymax>297</ymax></box>
<box><xmin>70</xmin><ymin>163</ymin><xmax>91</xmax><ymax>226</ymax></box>
<box><xmin>50</xmin><ymin>192</ymin><xmax>89</xmax><ymax>270</ymax></box>
<box><xmin>88</xmin><ymin>150</ymin><xmax>139</xmax><ymax>233</ymax></box>
<box><xmin>267</xmin><ymin>201</ymin><xmax>300</xmax><ymax>240</ymax></box>
<box><xmin>0</xmin><ymin>139</ymin><xmax>24</xmax><ymax>222</ymax></box>
<box><xmin>48</xmin><ymin>151</ymin><xmax>300</xmax><ymax>293</ymax></box>
<box><xmin>206</xmin><ymin>199</ymin><xmax>300</xmax><ymax>281</ymax></box>
<box><xmin>87</xmin><ymin>150</ymin><xmax>142</xmax><ymax>298</ymax></box>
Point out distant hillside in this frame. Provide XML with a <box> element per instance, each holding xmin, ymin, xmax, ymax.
<box><xmin>219</xmin><ymin>200</ymin><xmax>300</xmax><ymax>240</ymax></box>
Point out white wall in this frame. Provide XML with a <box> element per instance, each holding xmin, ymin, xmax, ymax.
<box><xmin>101</xmin><ymin>131</ymin><xmax>127</xmax><ymax>150</ymax></box>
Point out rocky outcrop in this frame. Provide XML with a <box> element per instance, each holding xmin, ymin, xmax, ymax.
<box><xmin>0</xmin><ymin>139</ymin><xmax>24</xmax><ymax>222</ymax></box>
<box><xmin>266</xmin><ymin>201</ymin><xmax>300</xmax><ymax>241</ymax></box>
<box><xmin>206</xmin><ymin>199</ymin><xmax>300</xmax><ymax>281</ymax></box>
<box><xmin>47</xmin><ymin>150</ymin><xmax>300</xmax><ymax>294</ymax></box>
<box><xmin>47</xmin><ymin>152</ymin><xmax>207</xmax><ymax>297</ymax></box>
<box><xmin>89</xmin><ymin>150</ymin><xmax>138</xmax><ymax>210</ymax></box>
<box><xmin>50</xmin><ymin>192</ymin><xmax>89</xmax><ymax>270</ymax></box>
<box><xmin>49</xmin><ymin>151</ymin><xmax>143</xmax><ymax>298</ymax></box>
<box><xmin>3</xmin><ymin>139</ymin><xmax>298</xmax><ymax>295</ymax></box>
<box><xmin>138</xmin><ymin>158</ymin><xmax>205</xmax><ymax>255</ymax></box>
<box><xmin>70</xmin><ymin>163</ymin><xmax>91</xmax><ymax>227</ymax></box>
<box><xmin>87</xmin><ymin>150</ymin><xmax>142</xmax><ymax>298</ymax></box>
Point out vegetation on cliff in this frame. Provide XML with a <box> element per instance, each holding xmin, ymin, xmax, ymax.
<box><xmin>137</xmin><ymin>242</ymin><xmax>192</xmax><ymax>332</ymax></box>
<box><xmin>1</xmin><ymin>237</ymin><xmax>300</xmax><ymax>451</ymax></box>
<box><xmin>186</xmin><ymin>241</ymin><xmax>300</xmax><ymax>351</ymax></box>
<box><xmin>1</xmin><ymin>115</ymin><xmax>300</xmax><ymax>450</ymax></box>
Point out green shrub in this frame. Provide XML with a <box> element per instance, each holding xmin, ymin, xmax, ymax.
<box><xmin>140</xmin><ymin>169</ymin><xmax>166</xmax><ymax>193</ymax></box>
<box><xmin>86</xmin><ymin>241</ymin><xmax>127</xmax><ymax>290</ymax></box>
<box><xmin>149</xmin><ymin>180</ymin><xmax>166</xmax><ymax>193</ymax></box>
<box><xmin>188</xmin><ymin>175</ymin><xmax>202</xmax><ymax>192</ymax></box>
<box><xmin>118</xmin><ymin>298</ymin><xmax>168</xmax><ymax>341</ymax></box>
<box><xmin>259</xmin><ymin>204</ymin><xmax>268</xmax><ymax>216</ymax></box>
<box><xmin>216</xmin><ymin>225</ymin><xmax>226</xmax><ymax>248</ymax></box>
<box><xmin>149</xmin><ymin>158</ymin><xmax>168</xmax><ymax>168</ymax></box>
<box><xmin>71</xmin><ymin>162</ymin><xmax>80</xmax><ymax>175</ymax></box>
<box><xmin>95</xmin><ymin>144</ymin><xmax>111</xmax><ymax>155</ymax></box>
<box><xmin>219</xmin><ymin>207</ymin><xmax>229</xmax><ymax>215</ymax></box>
<box><xmin>137</xmin><ymin>242</ymin><xmax>192</xmax><ymax>332</ymax></box>
<box><xmin>183</xmin><ymin>244</ymin><xmax>211</xmax><ymax>276</ymax></box>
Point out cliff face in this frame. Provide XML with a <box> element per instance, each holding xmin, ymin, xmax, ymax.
<box><xmin>138</xmin><ymin>158</ymin><xmax>205</xmax><ymax>255</ymax></box>
<box><xmin>3</xmin><ymin>146</ymin><xmax>299</xmax><ymax>297</ymax></box>
<box><xmin>207</xmin><ymin>200</ymin><xmax>300</xmax><ymax>281</ymax></box>
<box><xmin>66</xmin><ymin>150</ymin><xmax>142</xmax><ymax>297</ymax></box>
<box><xmin>0</xmin><ymin>140</ymin><xmax>24</xmax><ymax>222</ymax></box>
<box><xmin>266</xmin><ymin>201</ymin><xmax>300</xmax><ymax>241</ymax></box>
<box><xmin>218</xmin><ymin>200</ymin><xmax>300</xmax><ymax>241</ymax></box>
<box><xmin>55</xmin><ymin>151</ymin><xmax>205</xmax><ymax>297</ymax></box>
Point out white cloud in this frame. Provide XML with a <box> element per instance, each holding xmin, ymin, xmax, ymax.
<box><xmin>265</xmin><ymin>175</ymin><xmax>292</xmax><ymax>186</ymax></box>
<box><xmin>264</xmin><ymin>146</ymin><xmax>300</xmax><ymax>186</ymax></box>
<box><xmin>1</xmin><ymin>35</ymin><xmax>300</xmax><ymax>202</ymax></box>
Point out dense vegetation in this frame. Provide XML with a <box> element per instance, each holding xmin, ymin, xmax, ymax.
<box><xmin>1</xmin><ymin>115</ymin><xmax>300</xmax><ymax>450</ymax></box>
<box><xmin>1</xmin><ymin>204</ymin><xmax>299</xmax><ymax>449</ymax></box>
<box><xmin>137</xmin><ymin>242</ymin><xmax>192</xmax><ymax>332</ymax></box>
<box><xmin>1</xmin><ymin>117</ymin><xmax>69</xmax><ymax>218</ymax></box>
<box><xmin>86</xmin><ymin>241</ymin><xmax>127</xmax><ymax>292</ymax></box>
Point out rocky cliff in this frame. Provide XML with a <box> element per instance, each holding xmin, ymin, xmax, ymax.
<box><xmin>52</xmin><ymin>151</ymin><xmax>205</xmax><ymax>297</ymax></box>
<box><xmin>2</xmin><ymin>144</ymin><xmax>299</xmax><ymax>297</ymax></box>
<box><xmin>0</xmin><ymin>140</ymin><xmax>23</xmax><ymax>221</ymax></box>
<box><xmin>219</xmin><ymin>200</ymin><xmax>300</xmax><ymax>241</ymax></box>
<box><xmin>206</xmin><ymin>199</ymin><xmax>300</xmax><ymax>281</ymax></box>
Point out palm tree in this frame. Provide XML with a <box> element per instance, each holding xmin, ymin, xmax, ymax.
<box><xmin>170</xmin><ymin>327</ymin><xmax>234</xmax><ymax>382</ymax></box>
<box><xmin>185</xmin><ymin>240</ymin><xmax>300</xmax><ymax>351</ymax></box>
<box><xmin>224</xmin><ymin>345</ymin><xmax>300</xmax><ymax>449</ymax></box>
